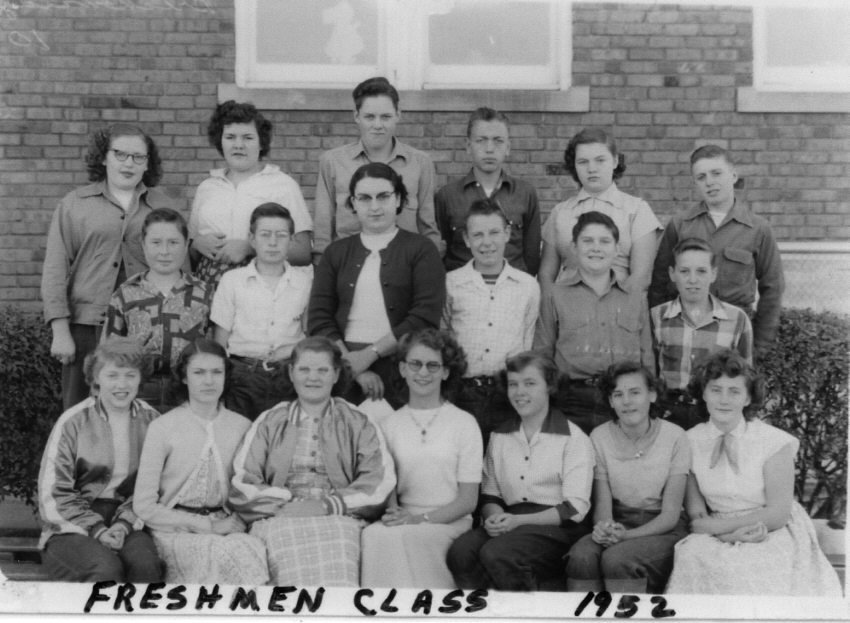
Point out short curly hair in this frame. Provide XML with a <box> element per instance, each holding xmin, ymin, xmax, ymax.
<box><xmin>563</xmin><ymin>127</ymin><xmax>626</xmax><ymax>186</ymax></box>
<box><xmin>687</xmin><ymin>349</ymin><xmax>765</xmax><ymax>421</ymax></box>
<box><xmin>396</xmin><ymin>328</ymin><xmax>468</xmax><ymax>402</ymax></box>
<box><xmin>84</xmin><ymin>124</ymin><xmax>163</xmax><ymax>187</ymax></box>
<box><xmin>288</xmin><ymin>336</ymin><xmax>353</xmax><ymax>398</ymax></box>
<box><xmin>598</xmin><ymin>361</ymin><xmax>664</xmax><ymax>420</ymax></box>
<box><xmin>83</xmin><ymin>336</ymin><xmax>150</xmax><ymax>391</ymax></box>
<box><xmin>206</xmin><ymin>100</ymin><xmax>273</xmax><ymax>159</ymax></box>
<box><xmin>168</xmin><ymin>339</ymin><xmax>232</xmax><ymax>407</ymax></box>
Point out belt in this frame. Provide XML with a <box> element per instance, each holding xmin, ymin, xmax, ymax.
<box><xmin>231</xmin><ymin>354</ymin><xmax>283</xmax><ymax>372</ymax></box>
<box><xmin>666</xmin><ymin>388</ymin><xmax>698</xmax><ymax>405</ymax></box>
<box><xmin>462</xmin><ymin>375</ymin><xmax>497</xmax><ymax>388</ymax></box>
<box><xmin>565</xmin><ymin>376</ymin><xmax>600</xmax><ymax>387</ymax></box>
<box><xmin>174</xmin><ymin>504</ymin><xmax>224</xmax><ymax>516</ymax></box>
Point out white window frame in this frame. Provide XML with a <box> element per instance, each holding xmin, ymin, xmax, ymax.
<box><xmin>752</xmin><ymin>3</ymin><xmax>850</xmax><ymax>93</ymax></box>
<box><xmin>234</xmin><ymin>0</ymin><xmax>572</xmax><ymax>91</ymax></box>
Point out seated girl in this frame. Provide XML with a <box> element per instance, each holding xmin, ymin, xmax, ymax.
<box><xmin>665</xmin><ymin>350</ymin><xmax>842</xmax><ymax>595</ymax></box>
<box><xmin>361</xmin><ymin>328</ymin><xmax>482</xmax><ymax>588</ymax></box>
<box><xmin>37</xmin><ymin>337</ymin><xmax>163</xmax><ymax>582</ymax></box>
<box><xmin>103</xmin><ymin>208</ymin><xmax>212</xmax><ymax>413</ymax></box>
<box><xmin>229</xmin><ymin>336</ymin><xmax>396</xmax><ymax>586</ymax></box>
<box><xmin>566</xmin><ymin>361</ymin><xmax>689</xmax><ymax>594</ymax></box>
<box><xmin>133</xmin><ymin>339</ymin><xmax>267</xmax><ymax>585</ymax></box>
<box><xmin>446</xmin><ymin>352</ymin><xmax>594</xmax><ymax>590</ymax></box>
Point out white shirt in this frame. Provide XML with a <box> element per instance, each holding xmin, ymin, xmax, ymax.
<box><xmin>189</xmin><ymin>164</ymin><xmax>312</xmax><ymax>239</ymax></box>
<box><xmin>210</xmin><ymin>260</ymin><xmax>312</xmax><ymax>358</ymax></box>
<box><xmin>442</xmin><ymin>260</ymin><xmax>540</xmax><ymax>377</ymax></box>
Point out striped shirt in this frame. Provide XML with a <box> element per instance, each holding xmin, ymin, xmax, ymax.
<box><xmin>103</xmin><ymin>271</ymin><xmax>212</xmax><ymax>373</ymax></box>
<box><xmin>443</xmin><ymin>260</ymin><xmax>540</xmax><ymax>377</ymax></box>
<box><xmin>651</xmin><ymin>294</ymin><xmax>753</xmax><ymax>391</ymax></box>
<box><xmin>481</xmin><ymin>409</ymin><xmax>594</xmax><ymax>523</ymax></box>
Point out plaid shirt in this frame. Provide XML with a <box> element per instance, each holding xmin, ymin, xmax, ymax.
<box><xmin>651</xmin><ymin>294</ymin><xmax>753</xmax><ymax>391</ymax></box>
<box><xmin>103</xmin><ymin>271</ymin><xmax>212</xmax><ymax>373</ymax></box>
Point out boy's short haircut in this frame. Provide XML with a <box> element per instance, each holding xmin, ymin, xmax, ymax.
<box><xmin>466</xmin><ymin>107</ymin><xmax>510</xmax><ymax>137</ymax></box>
<box><xmin>249</xmin><ymin>202</ymin><xmax>294</xmax><ymax>235</ymax></box>
<box><xmin>672</xmin><ymin>237</ymin><xmax>716</xmax><ymax>267</ymax></box>
<box><xmin>572</xmin><ymin>210</ymin><xmax>620</xmax><ymax>243</ymax></box>
<box><xmin>142</xmin><ymin>207</ymin><xmax>188</xmax><ymax>240</ymax></box>
<box><xmin>465</xmin><ymin>198</ymin><xmax>509</xmax><ymax>229</ymax></box>
<box><xmin>690</xmin><ymin>144</ymin><xmax>733</xmax><ymax>168</ymax></box>
<box><xmin>352</xmin><ymin>77</ymin><xmax>399</xmax><ymax>111</ymax></box>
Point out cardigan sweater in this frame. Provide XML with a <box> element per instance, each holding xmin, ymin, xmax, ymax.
<box><xmin>308</xmin><ymin>228</ymin><xmax>445</xmax><ymax>342</ymax></box>
<box><xmin>133</xmin><ymin>404</ymin><xmax>251</xmax><ymax>533</ymax></box>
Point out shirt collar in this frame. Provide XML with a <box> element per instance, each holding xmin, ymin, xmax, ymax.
<box><xmin>95</xmin><ymin>397</ymin><xmax>140</xmax><ymax>421</ymax></box>
<box><xmin>461</xmin><ymin>168</ymin><xmax>515</xmax><ymax>192</ymax></box>
<box><xmin>560</xmin><ymin>267</ymin><xmax>625</xmax><ymax>293</ymax></box>
<box><xmin>662</xmin><ymin>294</ymin><xmax>730</xmax><ymax>321</ymax></box>
<box><xmin>80</xmin><ymin>179</ymin><xmax>148</xmax><ymax>201</ymax></box>
<box><xmin>209</xmin><ymin>163</ymin><xmax>278</xmax><ymax>180</ymax></box>
<box><xmin>455</xmin><ymin>259</ymin><xmax>522</xmax><ymax>286</ymax></box>
<box><xmin>576</xmin><ymin>182</ymin><xmax>621</xmax><ymax>206</ymax></box>
<box><xmin>244</xmin><ymin>259</ymin><xmax>291</xmax><ymax>283</ymax></box>
<box><xmin>136</xmin><ymin>270</ymin><xmax>192</xmax><ymax>295</ymax></box>
<box><xmin>686</xmin><ymin>198</ymin><xmax>754</xmax><ymax>228</ymax></box>
<box><xmin>707</xmin><ymin>416</ymin><xmax>747</xmax><ymax>439</ymax></box>
<box><xmin>496</xmin><ymin>407</ymin><xmax>572</xmax><ymax>436</ymax></box>
<box><xmin>347</xmin><ymin>138</ymin><xmax>408</xmax><ymax>163</ymax></box>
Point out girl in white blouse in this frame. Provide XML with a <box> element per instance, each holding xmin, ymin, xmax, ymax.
<box><xmin>665</xmin><ymin>350</ymin><xmax>841</xmax><ymax>595</ymax></box>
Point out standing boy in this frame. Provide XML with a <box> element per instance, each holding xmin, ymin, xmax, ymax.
<box><xmin>436</xmin><ymin>107</ymin><xmax>541</xmax><ymax>275</ymax></box>
<box><xmin>211</xmin><ymin>203</ymin><xmax>312</xmax><ymax>420</ymax></box>
<box><xmin>534</xmin><ymin>211</ymin><xmax>654</xmax><ymax>435</ymax></box>
<box><xmin>651</xmin><ymin>237</ymin><xmax>753</xmax><ymax>430</ymax></box>
<box><xmin>649</xmin><ymin>145</ymin><xmax>784</xmax><ymax>355</ymax></box>
<box><xmin>313</xmin><ymin>76</ymin><xmax>441</xmax><ymax>259</ymax></box>
<box><xmin>442</xmin><ymin>199</ymin><xmax>540</xmax><ymax>442</ymax></box>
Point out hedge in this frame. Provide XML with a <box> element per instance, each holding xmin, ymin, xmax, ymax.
<box><xmin>0</xmin><ymin>305</ymin><xmax>847</xmax><ymax>524</ymax></box>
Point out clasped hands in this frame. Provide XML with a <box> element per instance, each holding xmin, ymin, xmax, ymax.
<box><xmin>483</xmin><ymin>512</ymin><xmax>519</xmax><ymax>537</ymax></box>
<box><xmin>343</xmin><ymin>349</ymin><xmax>384</xmax><ymax>400</ymax></box>
<box><xmin>381</xmin><ymin>505</ymin><xmax>423</xmax><ymax>527</ymax></box>
<box><xmin>591</xmin><ymin>520</ymin><xmax>627</xmax><ymax>547</ymax></box>
<box><xmin>96</xmin><ymin>523</ymin><xmax>131</xmax><ymax>550</ymax></box>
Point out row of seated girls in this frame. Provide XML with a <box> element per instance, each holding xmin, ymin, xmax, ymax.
<box><xmin>38</xmin><ymin>334</ymin><xmax>842</xmax><ymax>595</ymax></box>
<box><xmin>35</xmin><ymin>75</ymin><xmax>838</xmax><ymax>595</ymax></box>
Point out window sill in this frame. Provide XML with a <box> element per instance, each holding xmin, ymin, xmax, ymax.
<box><xmin>218</xmin><ymin>84</ymin><xmax>590</xmax><ymax>113</ymax></box>
<box><xmin>737</xmin><ymin>88</ymin><xmax>850</xmax><ymax>113</ymax></box>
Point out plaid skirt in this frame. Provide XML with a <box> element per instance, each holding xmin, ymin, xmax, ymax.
<box><xmin>250</xmin><ymin>515</ymin><xmax>365</xmax><ymax>587</ymax></box>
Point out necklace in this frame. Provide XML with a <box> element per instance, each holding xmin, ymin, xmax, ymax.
<box><xmin>618</xmin><ymin>420</ymin><xmax>652</xmax><ymax>459</ymax></box>
<box><xmin>407</xmin><ymin>405</ymin><xmax>442</xmax><ymax>443</ymax></box>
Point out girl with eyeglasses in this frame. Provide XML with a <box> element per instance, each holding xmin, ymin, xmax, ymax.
<box><xmin>361</xmin><ymin>328</ymin><xmax>482</xmax><ymax>588</ymax></box>
<box><xmin>42</xmin><ymin>124</ymin><xmax>175</xmax><ymax>410</ymax></box>
<box><xmin>308</xmin><ymin>163</ymin><xmax>446</xmax><ymax>409</ymax></box>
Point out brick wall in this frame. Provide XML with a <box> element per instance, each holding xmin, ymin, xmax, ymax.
<box><xmin>1</xmin><ymin>0</ymin><xmax>848</xmax><ymax>309</ymax></box>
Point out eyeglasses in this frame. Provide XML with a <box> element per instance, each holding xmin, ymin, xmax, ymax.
<box><xmin>110</xmin><ymin>149</ymin><xmax>148</xmax><ymax>165</ymax></box>
<box><xmin>353</xmin><ymin>191</ymin><xmax>396</xmax><ymax>206</ymax></box>
<box><xmin>404</xmin><ymin>359</ymin><xmax>443</xmax><ymax>373</ymax></box>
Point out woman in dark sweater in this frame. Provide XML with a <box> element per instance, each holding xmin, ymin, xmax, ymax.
<box><xmin>308</xmin><ymin>163</ymin><xmax>445</xmax><ymax>408</ymax></box>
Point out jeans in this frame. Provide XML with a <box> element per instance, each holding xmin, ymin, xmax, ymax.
<box><xmin>136</xmin><ymin>373</ymin><xmax>174</xmax><ymax>414</ymax></box>
<box><xmin>42</xmin><ymin>499</ymin><xmax>164</xmax><ymax>582</ymax></box>
<box><xmin>447</xmin><ymin>503</ymin><xmax>590</xmax><ymax>591</ymax></box>
<box><xmin>454</xmin><ymin>378</ymin><xmax>515</xmax><ymax>449</ymax></box>
<box><xmin>225</xmin><ymin>356</ymin><xmax>296</xmax><ymax>421</ymax></box>
<box><xmin>554</xmin><ymin>381</ymin><xmax>615</xmax><ymax>436</ymax></box>
<box><xmin>61</xmin><ymin>323</ymin><xmax>100</xmax><ymax>410</ymax></box>
<box><xmin>343</xmin><ymin>342</ymin><xmax>406</xmax><ymax>410</ymax></box>
<box><xmin>565</xmin><ymin>505</ymin><xmax>688</xmax><ymax>593</ymax></box>
<box><xmin>655</xmin><ymin>393</ymin><xmax>706</xmax><ymax>431</ymax></box>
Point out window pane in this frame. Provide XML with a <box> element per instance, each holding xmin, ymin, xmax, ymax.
<box><xmin>255</xmin><ymin>0</ymin><xmax>378</xmax><ymax>65</ymax></box>
<box><xmin>428</xmin><ymin>0</ymin><xmax>550</xmax><ymax>66</ymax></box>
<box><xmin>765</xmin><ymin>7</ymin><xmax>850</xmax><ymax>67</ymax></box>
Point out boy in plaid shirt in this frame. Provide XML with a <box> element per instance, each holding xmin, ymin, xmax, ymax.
<box><xmin>651</xmin><ymin>237</ymin><xmax>753</xmax><ymax>430</ymax></box>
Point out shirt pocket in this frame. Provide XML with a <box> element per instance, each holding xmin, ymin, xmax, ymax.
<box><xmin>720</xmin><ymin>247</ymin><xmax>754</xmax><ymax>286</ymax></box>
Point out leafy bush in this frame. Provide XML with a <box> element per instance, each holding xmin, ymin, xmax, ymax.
<box><xmin>0</xmin><ymin>306</ymin><xmax>62</xmax><ymax>506</ymax></box>
<box><xmin>760</xmin><ymin>308</ymin><xmax>849</xmax><ymax>525</ymax></box>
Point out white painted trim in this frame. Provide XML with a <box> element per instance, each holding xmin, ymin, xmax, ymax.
<box><xmin>778</xmin><ymin>241</ymin><xmax>850</xmax><ymax>254</ymax></box>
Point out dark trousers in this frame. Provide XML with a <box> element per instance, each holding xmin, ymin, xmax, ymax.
<box><xmin>565</xmin><ymin>506</ymin><xmax>688</xmax><ymax>593</ymax></box>
<box><xmin>137</xmin><ymin>373</ymin><xmax>174</xmax><ymax>414</ymax></box>
<box><xmin>61</xmin><ymin>323</ymin><xmax>100</xmax><ymax>410</ymax></box>
<box><xmin>454</xmin><ymin>378</ymin><xmax>514</xmax><ymax>449</ymax></box>
<box><xmin>447</xmin><ymin>504</ymin><xmax>590</xmax><ymax>591</ymax></box>
<box><xmin>656</xmin><ymin>392</ymin><xmax>705</xmax><ymax>431</ymax></box>
<box><xmin>225</xmin><ymin>356</ymin><xmax>296</xmax><ymax>421</ymax></box>
<box><xmin>554</xmin><ymin>381</ymin><xmax>615</xmax><ymax>436</ymax></box>
<box><xmin>343</xmin><ymin>342</ymin><xmax>406</xmax><ymax>410</ymax></box>
<box><xmin>42</xmin><ymin>499</ymin><xmax>163</xmax><ymax>582</ymax></box>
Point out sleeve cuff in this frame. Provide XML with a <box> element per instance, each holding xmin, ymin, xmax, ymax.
<box><xmin>322</xmin><ymin>494</ymin><xmax>346</xmax><ymax>516</ymax></box>
<box><xmin>113</xmin><ymin>519</ymin><xmax>133</xmax><ymax>534</ymax></box>
<box><xmin>555</xmin><ymin>501</ymin><xmax>581</xmax><ymax>524</ymax></box>
<box><xmin>480</xmin><ymin>494</ymin><xmax>506</xmax><ymax>510</ymax></box>
<box><xmin>89</xmin><ymin>522</ymin><xmax>108</xmax><ymax>540</ymax></box>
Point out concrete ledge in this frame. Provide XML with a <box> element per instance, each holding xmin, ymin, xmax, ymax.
<box><xmin>738</xmin><ymin>88</ymin><xmax>850</xmax><ymax>113</ymax></box>
<box><xmin>219</xmin><ymin>84</ymin><xmax>591</xmax><ymax>113</ymax></box>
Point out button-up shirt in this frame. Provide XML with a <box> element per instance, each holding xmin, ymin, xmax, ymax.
<box><xmin>442</xmin><ymin>260</ymin><xmax>540</xmax><ymax>377</ymax></box>
<box><xmin>481</xmin><ymin>409</ymin><xmax>593</xmax><ymax>523</ymax></box>
<box><xmin>534</xmin><ymin>269</ymin><xmax>654</xmax><ymax>379</ymax></box>
<box><xmin>313</xmin><ymin>139</ymin><xmax>442</xmax><ymax>255</ymax></box>
<box><xmin>649</xmin><ymin>199</ymin><xmax>784</xmax><ymax>351</ymax></box>
<box><xmin>542</xmin><ymin>183</ymin><xmax>661</xmax><ymax>282</ymax></box>
<box><xmin>210</xmin><ymin>260</ymin><xmax>312</xmax><ymax>359</ymax></box>
<box><xmin>435</xmin><ymin>169</ymin><xmax>541</xmax><ymax>274</ymax></box>
<box><xmin>651</xmin><ymin>294</ymin><xmax>753</xmax><ymax>391</ymax></box>
<box><xmin>41</xmin><ymin>181</ymin><xmax>173</xmax><ymax>325</ymax></box>
<box><xmin>103</xmin><ymin>271</ymin><xmax>213</xmax><ymax>373</ymax></box>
